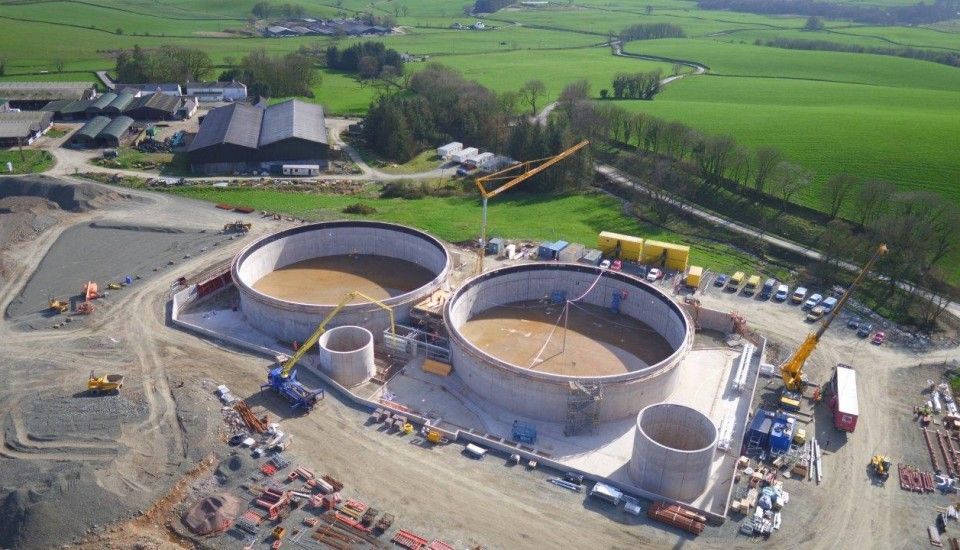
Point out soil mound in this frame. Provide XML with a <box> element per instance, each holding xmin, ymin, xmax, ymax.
<box><xmin>182</xmin><ymin>493</ymin><xmax>241</xmax><ymax>535</ymax></box>
<box><xmin>0</xmin><ymin>175</ymin><xmax>121</xmax><ymax>211</ymax></box>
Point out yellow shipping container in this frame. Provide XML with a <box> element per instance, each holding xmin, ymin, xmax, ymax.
<box><xmin>598</xmin><ymin>231</ymin><xmax>643</xmax><ymax>261</ymax></box>
<box><xmin>422</xmin><ymin>359</ymin><xmax>452</xmax><ymax>376</ymax></box>
<box><xmin>686</xmin><ymin>265</ymin><xmax>703</xmax><ymax>287</ymax></box>
<box><xmin>666</xmin><ymin>257</ymin><xmax>688</xmax><ymax>272</ymax></box>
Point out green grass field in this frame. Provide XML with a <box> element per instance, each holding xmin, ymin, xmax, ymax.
<box><xmin>1</xmin><ymin>0</ymin><xmax>958</xmax><ymax>273</ymax></box>
<box><xmin>0</xmin><ymin>149</ymin><xmax>55</xmax><ymax>174</ymax></box>
<box><xmin>167</xmin><ymin>186</ymin><xmax>765</xmax><ymax>274</ymax></box>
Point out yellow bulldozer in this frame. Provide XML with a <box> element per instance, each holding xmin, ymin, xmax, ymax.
<box><xmin>871</xmin><ymin>455</ymin><xmax>891</xmax><ymax>481</ymax></box>
<box><xmin>88</xmin><ymin>371</ymin><xmax>124</xmax><ymax>395</ymax></box>
<box><xmin>49</xmin><ymin>297</ymin><xmax>69</xmax><ymax>313</ymax></box>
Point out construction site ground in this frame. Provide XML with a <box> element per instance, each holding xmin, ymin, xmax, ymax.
<box><xmin>0</xmin><ymin>173</ymin><xmax>957</xmax><ymax>549</ymax></box>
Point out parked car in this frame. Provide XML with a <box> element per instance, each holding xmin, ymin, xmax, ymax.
<box><xmin>774</xmin><ymin>284</ymin><xmax>789</xmax><ymax>301</ymax></box>
<box><xmin>820</xmin><ymin>296</ymin><xmax>839</xmax><ymax>313</ymax></box>
<box><xmin>563</xmin><ymin>472</ymin><xmax>585</xmax><ymax>486</ymax></box>
<box><xmin>600</xmin><ymin>259</ymin><xmax>611</xmax><ymax>269</ymax></box>
<box><xmin>646</xmin><ymin>268</ymin><xmax>662</xmax><ymax>282</ymax></box>
<box><xmin>806</xmin><ymin>305</ymin><xmax>825</xmax><ymax>322</ymax></box>
<box><xmin>872</xmin><ymin>331</ymin><xmax>886</xmax><ymax>345</ymax></box>
<box><xmin>803</xmin><ymin>293</ymin><xmax>823</xmax><ymax>310</ymax></box>
<box><xmin>847</xmin><ymin>317</ymin><xmax>861</xmax><ymax>329</ymax></box>
<box><xmin>791</xmin><ymin>286</ymin><xmax>808</xmax><ymax>304</ymax></box>
<box><xmin>714</xmin><ymin>274</ymin><xmax>729</xmax><ymax>287</ymax></box>
<box><xmin>611</xmin><ymin>259</ymin><xmax>622</xmax><ymax>271</ymax></box>
<box><xmin>857</xmin><ymin>323</ymin><xmax>873</xmax><ymax>338</ymax></box>
<box><xmin>759</xmin><ymin>278</ymin><xmax>777</xmax><ymax>300</ymax></box>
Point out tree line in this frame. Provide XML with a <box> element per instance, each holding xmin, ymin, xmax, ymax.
<box><xmin>251</xmin><ymin>1</ymin><xmax>306</xmax><ymax>19</ymax></box>
<box><xmin>219</xmin><ymin>49</ymin><xmax>316</xmax><ymax>98</ymax></box>
<box><xmin>115</xmin><ymin>45</ymin><xmax>211</xmax><ymax>83</ymax></box>
<box><xmin>363</xmin><ymin>65</ymin><xmax>589</xmax><ymax>191</ymax></box>
<box><xmin>698</xmin><ymin>0</ymin><xmax>957</xmax><ymax>25</ymax></box>
<box><xmin>325</xmin><ymin>42</ymin><xmax>405</xmax><ymax>80</ymax></box>
<box><xmin>473</xmin><ymin>0</ymin><xmax>512</xmax><ymax>13</ymax></box>
<box><xmin>758</xmin><ymin>37</ymin><xmax>960</xmax><ymax>68</ymax></box>
<box><xmin>607</xmin><ymin>71</ymin><xmax>662</xmax><ymax>100</ymax></box>
<box><xmin>561</xmin><ymin>95</ymin><xmax>958</xmax><ymax>327</ymax></box>
<box><xmin>619</xmin><ymin>23</ymin><xmax>685</xmax><ymax>42</ymax></box>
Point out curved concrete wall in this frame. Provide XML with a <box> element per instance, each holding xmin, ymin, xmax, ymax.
<box><xmin>233</xmin><ymin>221</ymin><xmax>449</xmax><ymax>343</ymax></box>
<box><xmin>629</xmin><ymin>403</ymin><xmax>716</xmax><ymax>501</ymax></box>
<box><xmin>445</xmin><ymin>263</ymin><xmax>693</xmax><ymax>423</ymax></box>
<box><xmin>318</xmin><ymin>326</ymin><xmax>375</xmax><ymax>387</ymax></box>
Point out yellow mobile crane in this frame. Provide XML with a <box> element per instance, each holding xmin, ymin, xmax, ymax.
<box><xmin>263</xmin><ymin>290</ymin><xmax>395</xmax><ymax>411</ymax></box>
<box><xmin>473</xmin><ymin>140</ymin><xmax>589</xmax><ymax>274</ymax></box>
<box><xmin>779</xmin><ymin>243</ymin><xmax>887</xmax><ymax>410</ymax></box>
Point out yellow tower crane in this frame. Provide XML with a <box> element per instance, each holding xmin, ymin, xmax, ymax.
<box><xmin>779</xmin><ymin>243</ymin><xmax>887</xmax><ymax>410</ymax></box>
<box><xmin>473</xmin><ymin>140</ymin><xmax>589</xmax><ymax>274</ymax></box>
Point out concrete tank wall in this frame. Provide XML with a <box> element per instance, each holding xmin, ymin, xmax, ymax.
<box><xmin>445</xmin><ymin>264</ymin><xmax>693</xmax><ymax>423</ymax></box>
<box><xmin>629</xmin><ymin>403</ymin><xmax>717</xmax><ymax>501</ymax></box>
<box><xmin>318</xmin><ymin>325</ymin><xmax>375</xmax><ymax>387</ymax></box>
<box><xmin>232</xmin><ymin>221</ymin><xmax>449</xmax><ymax>343</ymax></box>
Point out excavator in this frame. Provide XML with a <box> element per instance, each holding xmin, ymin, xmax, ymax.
<box><xmin>473</xmin><ymin>140</ymin><xmax>589</xmax><ymax>274</ymax></box>
<box><xmin>49</xmin><ymin>296</ymin><xmax>69</xmax><ymax>314</ymax></box>
<box><xmin>871</xmin><ymin>454</ymin><xmax>891</xmax><ymax>481</ymax></box>
<box><xmin>263</xmin><ymin>290</ymin><xmax>396</xmax><ymax>412</ymax></box>
<box><xmin>779</xmin><ymin>243</ymin><xmax>887</xmax><ymax>411</ymax></box>
<box><xmin>223</xmin><ymin>220</ymin><xmax>252</xmax><ymax>233</ymax></box>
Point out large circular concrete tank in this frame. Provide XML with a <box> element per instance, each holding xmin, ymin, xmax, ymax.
<box><xmin>445</xmin><ymin>263</ymin><xmax>693</xmax><ymax>423</ymax></box>
<box><xmin>232</xmin><ymin>221</ymin><xmax>449</xmax><ymax>343</ymax></box>
<box><xmin>629</xmin><ymin>403</ymin><xmax>717</xmax><ymax>501</ymax></box>
<box><xmin>318</xmin><ymin>326</ymin><xmax>375</xmax><ymax>387</ymax></box>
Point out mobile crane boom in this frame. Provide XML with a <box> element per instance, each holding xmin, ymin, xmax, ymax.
<box><xmin>264</xmin><ymin>290</ymin><xmax>396</xmax><ymax>411</ymax></box>
<box><xmin>780</xmin><ymin>243</ymin><xmax>887</xmax><ymax>392</ymax></box>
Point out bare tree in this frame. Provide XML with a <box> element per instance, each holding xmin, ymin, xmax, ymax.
<box><xmin>752</xmin><ymin>146</ymin><xmax>782</xmax><ymax>195</ymax></box>
<box><xmin>519</xmin><ymin>79</ymin><xmax>547</xmax><ymax>116</ymax></box>
<box><xmin>769</xmin><ymin>161</ymin><xmax>812</xmax><ymax>213</ymax></box>
<box><xmin>823</xmin><ymin>173</ymin><xmax>858</xmax><ymax>219</ymax></box>
<box><xmin>726</xmin><ymin>146</ymin><xmax>753</xmax><ymax>192</ymax></box>
<box><xmin>692</xmin><ymin>134</ymin><xmax>738</xmax><ymax>188</ymax></box>
<box><xmin>854</xmin><ymin>179</ymin><xmax>895</xmax><ymax>227</ymax></box>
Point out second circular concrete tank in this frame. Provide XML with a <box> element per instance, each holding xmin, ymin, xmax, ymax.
<box><xmin>629</xmin><ymin>403</ymin><xmax>717</xmax><ymax>502</ymax></box>
<box><xmin>318</xmin><ymin>326</ymin><xmax>375</xmax><ymax>388</ymax></box>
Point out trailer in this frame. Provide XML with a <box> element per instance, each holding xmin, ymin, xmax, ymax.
<box><xmin>832</xmin><ymin>364</ymin><xmax>859</xmax><ymax>432</ymax></box>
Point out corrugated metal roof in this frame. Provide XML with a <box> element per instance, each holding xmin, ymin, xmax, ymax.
<box><xmin>259</xmin><ymin>100</ymin><xmax>327</xmax><ymax>146</ymax></box>
<box><xmin>76</xmin><ymin>116</ymin><xmax>111</xmax><ymax>139</ymax></box>
<box><xmin>0</xmin><ymin>111</ymin><xmax>51</xmax><ymax>139</ymax></box>
<box><xmin>188</xmin><ymin>103</ymin><xmax>262</xmax><ymax>151</ymax></box>
<box><xmin>127</xmin><ymin>92</ymin><xmax>180</xmax><ymax>113</ymax></box>
<box><xmin>189</xmin><ymin>100</ymin><xmax>326</xmax><ymax>153</ymax></box>
<box><xmin>119</xmin><ymin>83</ymin><xmax>181</xmax><ymax>94</ymax></box>
<box><xmin>105</xmin><ymin>92</ymin><xmax>135</xmax><ymax>112</ymax></box>
<box><xmin>89</xmin><ymin>93</ymin><xmax>117</xmax><ymax>110</ymax></box>
<box><xmin>98</xmin><ymin>115</ymin><xmax>134</xmax><ymax>139</ymax></box>
<box><xmin>0</xmin><ymin>81</ymin><xmax>92</xmax><ymax>101</ymax></box>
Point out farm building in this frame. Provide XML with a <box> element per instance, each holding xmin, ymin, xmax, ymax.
<box><xmin>103</xmin><ymin>92</ymin><xmax>136</xmax><ymax>115</ymax></box>
<box><xmin>124</xmin><ymin>93</ymin><xmax>181</xmax><ymax>120</ymax></box>
<box><xmin>265</xmin><ymin>25</ymin><xmax>297</xmax><ymax>37</ymax></box>
<box><xmin>186</xmin><ymin>99</ymin><xmax>328</xmax><ymax>174</ymax></box>
<box><xmin>0</xmin><ymin>111</ymin><xmax>53</xmax><ymax>147</ymax></box>
<box><xmin>42</xmin><ymin>98</ymin><xmax>93</xmax><ymax>120</ymax></box>
<box><xmin>71</xmin><ymin>116</ymin><xmax>112</xmax><ymax>147</ymax></box>
<box><xmin>96</xmin><ymin>116</ymin><xmax>135</xmax><ymax>147</ymax></box>
<box><xmin>178</xmin><ymin>97</ymin><xmax>198</xmax><ymax>120</ymax></box>
<box><xmin>0</xmin><ymin>82</ymin><xmax>95</xmax><ymax>110</ymax></box>
<box><xmin>115</xmin><ymin>83</ymin><xmax>182</xmax><ymax>97</ymax></box>
<box><xmin>451</xmin><ymin>147</ymin><xmax>479</xmax><ymax>164</ymax></box>
<box><xmin>183</xmin><ymin>81</ymin><xmax>248</xmax><ymax>103</ymax></box>
<box><xmin>86</xmin><ymin>93</ymin><xmax>118</xmax><ymax>116</ymax></box>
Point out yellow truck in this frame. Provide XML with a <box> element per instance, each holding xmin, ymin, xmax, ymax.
<box><xmin>726</xmin><ymin>271</ymin><xmax>745</xmax><ymax>292</ymax></box>
<box><xmin>743</xmin><ymin>275</ymin><xmax>762</xmax><ymax>296</ymax></box>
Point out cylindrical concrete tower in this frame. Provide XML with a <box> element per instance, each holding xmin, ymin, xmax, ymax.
<box><xmin>318</xmin><ymin>326</ymin><xmax>375</xmax><ymax>387</ymax></box>
<box><xmin>629</xmin><ymin>403</ymin><xmax>717</xmax><ymax>502</ymax></box>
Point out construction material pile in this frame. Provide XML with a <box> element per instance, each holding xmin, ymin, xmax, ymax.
<box><xmin>647</xmin><ymin>502</ymin><xmax>705</xmax><ymax>535</ymax></box>
<box><xmin>182</xmin><ymin>493</ymin><xmax>241</xmax><ymax>536</ymax></box>
<box><xmin>234</xmin><ymin>401</ymin><xmax>268</xmax><ymax>433</ymax></box>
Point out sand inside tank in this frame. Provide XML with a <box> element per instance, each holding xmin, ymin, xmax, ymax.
<box><xmin>252</xmin><ymin>254</ymin><xmax>435</xmax><ymax>304</ymax></box>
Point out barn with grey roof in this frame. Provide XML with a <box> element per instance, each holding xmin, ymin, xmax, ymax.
<box><xmin>186</xmin><ymin>99</ymin><xmax>328</xmax><ymax>174</ymax></box>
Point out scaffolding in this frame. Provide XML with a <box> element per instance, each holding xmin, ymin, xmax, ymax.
<box><xmin>383</xmin><ymin>323</ymin><xmax>451</xmax><ymax>363</ymax></box>
<box><xmin>565</xmin><ymin>380</ymin><xmax>603</xmax><ymax>436</ymax></box>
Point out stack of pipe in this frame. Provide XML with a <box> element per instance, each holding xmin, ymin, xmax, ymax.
<box><xmin>647</xmin><ymin>502</ymin><xmax>705</xmax><ymax>535</ymax></box>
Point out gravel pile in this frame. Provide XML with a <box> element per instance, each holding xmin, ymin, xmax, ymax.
<box><xmin>0</xmin><ymin>175</ymin><xmax>120</xmax><ymax>212</ymax></box>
